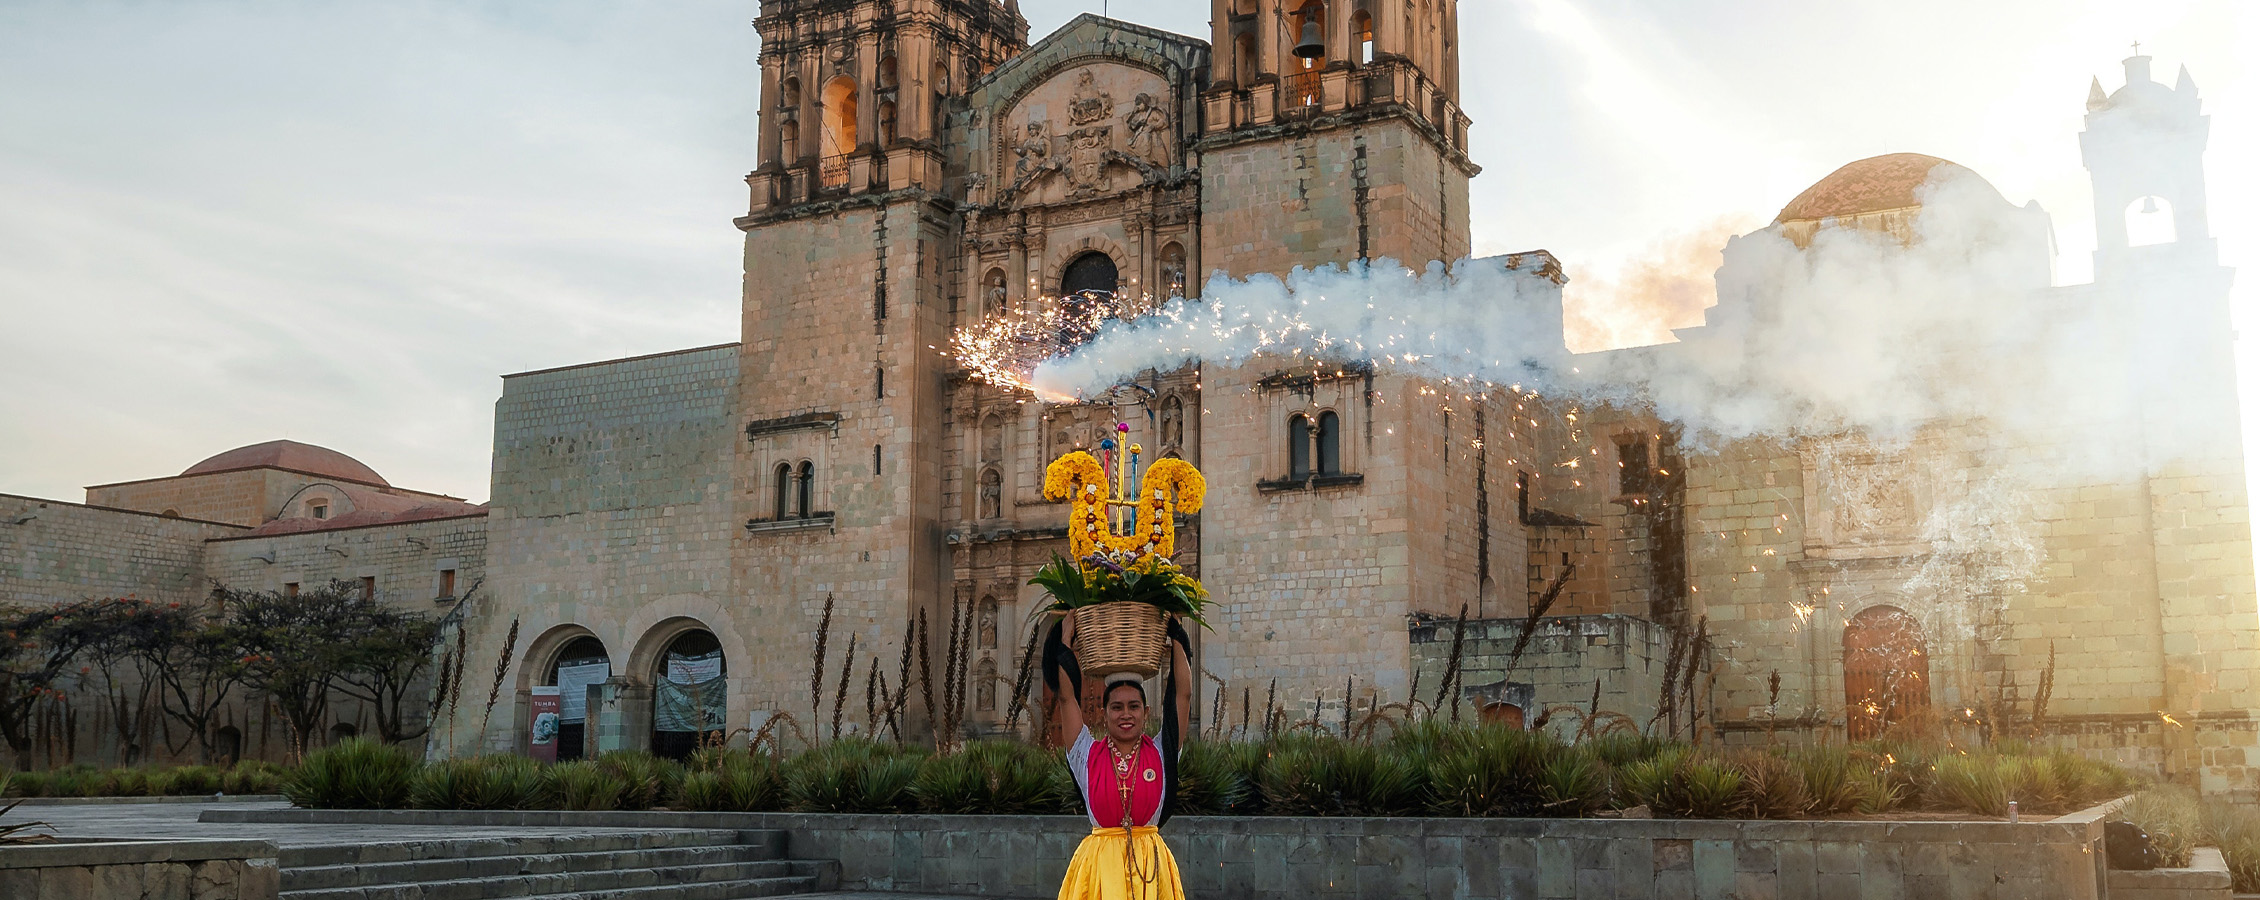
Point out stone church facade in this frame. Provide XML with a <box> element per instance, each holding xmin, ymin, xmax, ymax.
<box><xmin>6</xmin><ymin>4</ymin><xmax>2257</xmax><ymax>793</ymax></box>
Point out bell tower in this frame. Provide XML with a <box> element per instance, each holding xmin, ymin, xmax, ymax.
<box><xmin>731</xmin><ymin>0</ymin><xmax>1026</xmax><ymax>722</ymax></box>
<box><xmin>747</xmin><ymin>0</ymin><xmax>1025</xmax><ymax>211</ymax></box>
<box><xmin>1190</xmin><ymin>0</ymin><xmax>1481</xmax><ymax>716</ymax></box>
<box><xmin>1198</xmin><ymin>0</ymin><xmax>1474</xmax><ymax>272</ymax></box>
<box><xmin>2080</xmin><ymin>49</ymin><xmax>2215</xmax><ymax>279</ymax></box>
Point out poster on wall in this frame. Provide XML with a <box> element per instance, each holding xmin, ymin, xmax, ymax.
<box><xmin>529</xmin><ymin>685</ymin><xmax>561</xmax><ymax>763</ymax></box>
<box><xmin>554</xmin><ymin>660</ymin><xmax>611</xmax><ymax>724</ymax></box>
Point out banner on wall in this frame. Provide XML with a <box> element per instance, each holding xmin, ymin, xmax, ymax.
<box><xmin>554</xmin><ymin>660</ymin><xmax>610</xmax><ymax>724</ymax></box>
<box><xmin>529</xmin><ymin>685</ymin><xmax>561</xmax><ymax>763</ymax></box>
<box><xmin>666</xmin><ymin>650</ymin><xmax>722</xmax><ymax>685</ymax></box>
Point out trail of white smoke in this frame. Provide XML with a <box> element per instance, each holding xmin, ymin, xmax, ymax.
<box><xmin>1031</xmin><ymin>167</ymin><xmax>2175</xmax><ymax>476</ymax></box>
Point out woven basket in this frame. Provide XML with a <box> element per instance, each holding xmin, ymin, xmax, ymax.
<box><xmin>1071</xmin><ymin>602</ymin><xmax>1169</xmax><ymax>680</ymax></box>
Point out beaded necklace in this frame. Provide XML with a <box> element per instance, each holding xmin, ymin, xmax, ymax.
<box><xmin>1108</xmin><ymin>738</ymin><xmax>1139</xmax><ymax>827</ymax></box>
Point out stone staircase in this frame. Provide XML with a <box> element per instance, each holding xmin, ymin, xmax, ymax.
<box><xmin>278</xmin><ymin>827</ymin><xmax>840</xmax><ymax>900</ymax></box>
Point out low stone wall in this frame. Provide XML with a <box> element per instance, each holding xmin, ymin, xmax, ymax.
<box><xmin>0</xmin><ymin>839</ymin><xmax>279</xmax><ymax>900</ymax></box>
<box><xmin>2110</xmin><ymin>846</ymin><xmax>2233</xmax><ymax>900</ymax></box>
<box><xmin>205</xmin><ymin>805</ymin><xmax>2118</xmax><ymax>900</ymax></box>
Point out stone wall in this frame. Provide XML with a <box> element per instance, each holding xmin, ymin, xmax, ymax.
<box><xmin>202</xmin><ymin>513</ymin><xmax>486</xmax><ymax>605</ymax></box>
<box><xmin>1410</xmin><ymin>614</ymin><xmax>1685</xmax><ymax>734</ymax></box>
<box><xmin>205</xmin><ymin>807</ymin><xmax>2117</xmax><ymax>900</ymax></box>
<box><xmin>0</xmin><ymin>839</ymin><xmax>279</xmax><ymax>900</ymax></box>
<box><xmin>442</xmin><ymin>343</ymin><xmax>742</xmax><ymax>757</ymax></box>
<box><xmin>0</xmin><ymin>493</ymin><xmax>243</xmax><ymax>608</ymax></box>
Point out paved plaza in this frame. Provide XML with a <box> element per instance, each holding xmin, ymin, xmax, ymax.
<box><xmin>14</xmin><ymin>800</ymin><xmax>988</xmax><ymax>899</ymax></box>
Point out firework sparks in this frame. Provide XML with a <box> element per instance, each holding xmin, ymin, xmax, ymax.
<box><xmin>950</xmin><ymin>291</ymin><xmax>1140</xmax><ymax>402</ymax></box>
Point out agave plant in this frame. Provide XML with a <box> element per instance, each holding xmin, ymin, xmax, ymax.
<box><xmin>413</xmin><ymin>755</ymin><xmax>544</xmax><ymax>810</ymax></box>
<box><xmin>785</xmin><ymin>737</ymin><xmax>926</xmax><ymax>813</ymax></box>
<box><xmin>1173</xmin><ymin>740</ymin><xmax>1255</xmax><ymax>815</ymax></box>
<box><xmin>1931</xmin><ymin>754</ymin><xmax>2009</xmax><ymax>817</ymax></box>
<box><xmin>1424</xmin><ymin>726</ymin><xmax>1558</xmax><ymax>818</ymax></box>
<box><xmin>594</xmin><ymin>751</ymin><xmax>684</xmax><ymax>809</ymax></box>
<box><xmin>1258</xmin><ymin>733</ymin><xmax>1424</xmax><ymax>817</ymax></box>
<box><xmin>544</xmin><ymin>761</ymin><xmax>629</xmax><ymax>811</ymax></box>
<box><xmin>284</xmin><ymin>738</ymin><xmax>419</xmax><ymax>810</ymax></box>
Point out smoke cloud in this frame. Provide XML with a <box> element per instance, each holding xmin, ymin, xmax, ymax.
<box><xmin>1033</xmin><ymin>167</ymin><xmax>2182</xmax><ymax>478</ymax></box>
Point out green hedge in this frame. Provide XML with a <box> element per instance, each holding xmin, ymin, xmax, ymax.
<box><xmin>1</xmin><ymin>760</ymin><xmax>290</xmax><ymax>798</ymax></box>
<box><xmin>267</xmin><ymin>728</ymin><xmax>2140</xmax><ymax>820</ymax></box>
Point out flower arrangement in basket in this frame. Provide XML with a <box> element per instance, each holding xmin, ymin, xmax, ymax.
<box><xmin>1030</xmin><ymin>431</ymin><xmax>1210</xmax><ymax>679</ymax></box>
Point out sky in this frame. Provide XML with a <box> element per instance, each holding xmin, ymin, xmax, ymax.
<box><xmin>0</xmin><ymin>0</ymin><xmax>2254</xmax><ymax>504</ymax></box>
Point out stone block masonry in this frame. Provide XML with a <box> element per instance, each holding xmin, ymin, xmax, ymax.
<box><xmin>439</xmin><ymin>342</ymin><xmax>743</xmax><ymax>758</ymax></box>
<box><xmin>0</xmin><ymin>493</ymin><xmax>245</xmax><ymax>608</ymax></box>
<box><xmin>206</xmin><ymin>805</ymin><xmax>2124</xmax><ymax>900</ymax></box>
<box><xmin>0</xmin><ymin>839</ymin><xmax>279</xmax><ymax>900</ymax></box>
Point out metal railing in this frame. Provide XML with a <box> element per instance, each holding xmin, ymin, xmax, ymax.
<box><xmin>819</xmin><ymin>153</ymin><xmax>852</xmax><ymax>189</ymax></box>
<box><xmin>1284</xmin><ymin>69</ymin><xmax>1323</xmax><ymax>114</ymax></box>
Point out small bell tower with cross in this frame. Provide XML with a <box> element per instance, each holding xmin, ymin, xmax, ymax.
<box><xmin>2080</xmin><ymin>42</ymin><xmax>2215</xmax><ymax>276</ymax></box>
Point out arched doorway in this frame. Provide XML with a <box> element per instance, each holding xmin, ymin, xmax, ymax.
<box><xmin>543</xmin><ymin>636</ymin><xmax>611</xmax><ymax>762</ymax></box>
<box><xmin>652</xmin><ymin>629</ymin><xmax>727</xmax><ymax>760</ymax></box>
<box><xmin>1844</xmin><ymin>606</ymin><xmax>1929</xmax><ymax>740</ymax></box>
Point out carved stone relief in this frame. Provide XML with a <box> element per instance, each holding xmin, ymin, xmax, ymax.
<box><xmin>1125</xmin><ymin>92</ymin><xmax>1174</xmax><ymax>165</ymax></box>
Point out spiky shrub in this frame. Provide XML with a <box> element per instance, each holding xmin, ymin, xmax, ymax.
<box><xmin>413</xmin><ymin>755</ymin><xmax>543</xmax><ymax>810</ymax></box>
<box><xmin>2115</xmin><ymin>786</ymin><xmax>2202</xmax><ymax>868</ymax></box>
<box><xmin>1259</xmin><ymin>733</ymin><xmax>1424</xmax><ymax>817</ymax></box>
<box><xmin>1787</xmin><ymin>746</ymin><xmax>1868</xmax><ymax>816</ymax></box>
<box><xmin>545</xmin><ymin>760</ymin><xmax>629</xmax><ymax>811</ymax></box>
<box><xmin>2203</xmin><ymin>801</ymin><xmax>2260</xmax><ymax>892</ymax></box>
<box><xmin>1535</xmin><ymin>751</ymin><xmax>1609</xmax><ymax>818</ymax></box>
<box><xmin>164</xmin><ymin>765</ymin><xmax>224</xmax><ymax>796</ymax></box>
<box><xmin>1423</xmin><ymin>726</ymin><xmax>1558</xmax><ymax>818</ymax></box>
<box><xmin>285</xmin><ymin>738</ymin><xmax>419</xmax><ymax>809</ymax></box>
<box><xmin>1851</xmin><ymin>767</ymin><xmax>1903</xmax><ymax>814</ymax></box>
<box><xmin>0</xmin><ymin>771</ymin><xmax>47</xmax><ymax>798</ymax></box>
<box><xmin>785</xmin><ymin>737</ymin><xmax>925</xmax><ymax>813</ymax></box>
<box><xmin>594</xmin><ymin>751</ymin><xmax>684</xmax><ymax>809</ymax></box>
<box><xmin>1582</xmin><ymin>732</ymin><xmax>1670</xmax><ymax>770</ymax></box>
<box><xmin>1617</xmin><ymin>749</ymin><xmax>1746</xmax><ymax>819</ymax></box>
<box><xmin>2050</xmin><ymin>751</ymin><xmax>2135</xmax><ymax>810</ymax></box>
<box><xmin>678</xmin><ymin>752</ymin><xmax>786</xmax><ymax>813</ymax></box>
<box><xmin>41</xmin><ymin>765</ymin><xmax>98</xmax><ymax>798</ymax></box>
<box><xmin>1731</xmin><ymin>753</ymin><xmax>1810</xmax><ymax>820</ymax></box>
<box><xmin>1173</xmin><ymin>740</ymin><xmax>1256</xmax><ymax>816</ymax></box>
<box><xmin>908</xmin><ymin>740</ymin><xmax>1066</xmax><ymax>815</ymax></box>
<box><xmin>223</xmin><ymin>760</ymin><xmax>291</xmax><ymax>795</ymax></box>
<box><xmin>1930</xmin><ymin>755</ymin><xmax>2009</xmax><ymax>817</ymax></box>
<box><xmin>99</xmin><ymin>768</ymin><xmax>151</xmax><ymax>797</ymax></box>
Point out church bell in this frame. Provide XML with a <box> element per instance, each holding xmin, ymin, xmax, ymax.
<box><xmin>1293</xmin><ymin>18</ymin><xmax>1325</xmax><ymax>59</ymax></box>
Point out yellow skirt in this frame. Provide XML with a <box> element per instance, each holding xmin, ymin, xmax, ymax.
<box><xmin>1057</xmin><ymin>826</ymin><xmax>1186</xmax><ymax>900</ymax></box>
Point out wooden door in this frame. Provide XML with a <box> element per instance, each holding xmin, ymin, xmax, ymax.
<box><xmin>1844</xmin><ymin>605</ymin><xmax>1929</xmax><ymax>740</ymax></box>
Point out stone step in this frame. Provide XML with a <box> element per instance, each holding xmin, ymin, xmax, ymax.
<box><xmin>280</xmin><ymin>870</ymin><xmax>824</xmax><ymax>900</ymax></box>
<box><xmin>280</xmin><ymin>829</ymin><xmax>772</xmax><ymax>868</ymax></box>
<box><xmin>282</xmin><ymin>845</ymin><xmax>798</xmax><ymax>892</ymax></box>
